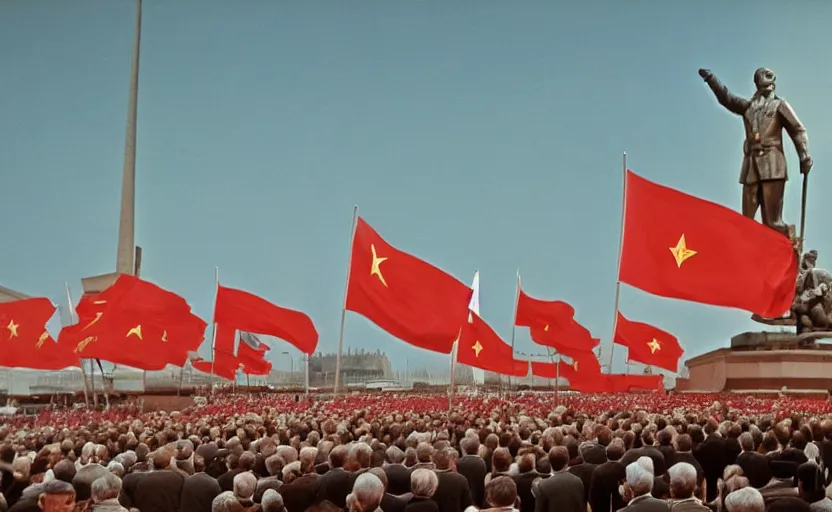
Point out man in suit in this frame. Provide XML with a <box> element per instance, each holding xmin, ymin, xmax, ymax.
<box><xmin>512</xmin><ymin>453</ymin><xmax>538</xmax><ymax>512</ymax></box>
<box><xmin>695</xmin><ymin>423</ymin><xmax>725</xmax><ymax>503</ymax></box>
<box><xmin>316</xmin><ymin>445</ymin><xmax>353</xmax><ymax>508</ymax></box>
<box><xmin>384</xmin><ymin>446</ymin><xmax>412</xmax><ymax>496</ymax></box>
<box><xmin>430</xmin><ymin>448</ymin><xmax>472</xmax><ymax>512</ymax></box>
<box><xmin>590</xmin><ymin>438</ymin><xmax>628</xmax><ymax>512</ymax></box>
<box><xmin>532</xmin><ymin>446</ymin><xmax>584</xmax><ymax>512</ymax></box>
<box><xmin>619</xmin><ymin>457</ymin><xmax>668</xmax><ymax>512</ymax></box>
<box><xmin>456</xmin><ymin>436</ymin><xmax>487</xmax><ymax>508</ymax></box>
<box><xmin>735</xmin><ymin>432</ymin><xmax>771</xmax><ymax>490</ymax></box>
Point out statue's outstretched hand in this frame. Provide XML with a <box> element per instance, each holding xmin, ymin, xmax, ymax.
<box><xmin>698</xmin><ymin>69</ymin><xmax>712</xmax><ymax>80</ymax></box>
<box><xmin>800</xmin><ymin>155</ymin><xmax>813</xmax><ymax>175</ymax></box>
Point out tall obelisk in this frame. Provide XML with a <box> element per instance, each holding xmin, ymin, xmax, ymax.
<box><xmin>83</xmin><ymin>0</ymin><xmax>142</xmax><ymax>293</ymax></box>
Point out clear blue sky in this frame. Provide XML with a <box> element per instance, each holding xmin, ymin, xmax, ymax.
<box><xmin>2</xmin><ymin>1</ymin><xmax>831</xmax><ymax>374</ymax></box>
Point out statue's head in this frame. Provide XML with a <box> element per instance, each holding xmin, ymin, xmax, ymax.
<box><xmin>802</xmin><ymin>250</ymin><xmax>819</xmax><ymax>270</ymax></box>
<box><xmin>753</xmin><ymin>67</ymin><xmax>776</xmax><ymax>95</ymax></box>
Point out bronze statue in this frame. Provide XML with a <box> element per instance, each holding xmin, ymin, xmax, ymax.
<box><xmin>792</xmin><ymin>249</ymin><xmax>832</xmax><ymax>341</ymax></box>
<box><xmin>698</xmin><ymin>68</ymin><xmax>813</xmax><ymax>241</ymax></box>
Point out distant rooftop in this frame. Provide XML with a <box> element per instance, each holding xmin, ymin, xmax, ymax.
<box><xmin>0</xmin><ymin>285</ymin><xmax>30</xmax><ymax>303</ymax></box>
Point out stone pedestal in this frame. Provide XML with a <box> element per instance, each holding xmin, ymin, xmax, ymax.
<box><xmin>682</xmin><ymin>339</ymin><xmax>832</xmax><ymax>393</ymax></box>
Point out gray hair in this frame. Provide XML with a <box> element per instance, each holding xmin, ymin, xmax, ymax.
<box><xmin>668</xmin><ymin>462</ymin><xmax>697</xmax><ymax>499</ymax></box>
<box><xmin>211</xmin><ymin>491</ymin><xmax>239</xmax><ymax>512</ymax></box>
<box><xmin>347</xmin><ymin>473</ymin><xmax>384</xmax><ymax>512</ymax></box>
<box><xmin>106</xmin><ymin>461</ymin><xmax>125</xmax><ymax>478</ymax></box>
<box><xmin>90</xmin><ymin>473</ymin><xmax>122</xmax><ymax>503</ymax></box>
<box><xmin>260</xmin><ymin>489</ymin><xmax>284</xmax><ymax>512</ymax></box>
<box><xmin>233</xmin><ymin>472</ymin><xmax>257</xmax><ymax>500</ymax></box>
<box><xmin>738</xmin><ymin>432</ymin><xmax>754</xmax><ymax>452</ymax></box>
<box><xmin>724</xmin><ymin>487</ymin><xmax>765</xmax><ymax>512</ymax></box>
<box><xmin>410</xmin><ymin>468</ymin><xmax>438</xmax><ymax>498</ymax></box>
<box><xmin>385</xmin><ymin>446</ymin><xmax>404</xmax><ymax>464</ymax></box>
<box><xmin>626</xmin><ymin>458</ymin><xmax>654</xmax><ymax>496</ymax></box>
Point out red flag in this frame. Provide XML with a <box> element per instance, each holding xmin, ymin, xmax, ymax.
<box><xmin>59</xmin><ymin>277</ymin><xmax>207</xmax><ymax>370</ymax></box>
<box><xmin>515</xmin><ymin>289</ymin><xmax>599</xmax><ymax>353</ymax></box>
<box><xmin>192</xmin><ymin>324</ymin><xmax>239</xmax><ymax>380</ymax></box>
<box><xmin>531</xmin><ymin>353</ymin><xmax>600</xmax><ymax>384</ymax></box>
<box><xmin>458</xmin><ymin>313</ymin><xmax>526</xmax><ymax>376</ymax></box>
<box><xmin>619</xmin><ymin>170</ymin><xmax>798</xmax><ymax>318</ymax></box>
<box><xmin>530</xmin><ymin>361</ymin><xmax>558</xmax><ymax>379</ymax></box>
<box><xmin>346</xmin><ymin>217</ymin><xmax>473</xmax><ymax>354</ymax></box>
<box><xmin>0</xmin><ymin>299</ymin><xmax>79</xmax><ymax>370</ymax></box>
<box><xmin>614</xmin><ymin>312</ymin><xmax>683</xmax><ymax>372</ymax></box>
<box><xmin>214</xmin><ymin>285</ymin><xmax>318</xmax><ymax>354</ymax></box>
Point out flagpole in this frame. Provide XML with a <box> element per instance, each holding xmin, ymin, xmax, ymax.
<box><xmin>65</xmin><ymin>283</ymin><xmax>91</xmax><ymax>408</ymax></box>
<box><xmin>555</xmin><ymin>353</ymin><xmax>561</xmax><ymax>407</ymax></box>
<box><xmin>304</xmin><ymin>353</ymin><xmax>310</xmax><ymax>396</ymax></box>
<box><xmin>448</xmin><ymin>337</ymin><xmax>458</xmax><ymax>411</ymax></box>
<box><xmin>209</xmin><ymin>267</ymin><xmax>220</xmax><ymax>381</ymax></box>
<box><xmin>608</xmin><ymin>151</ymin><xmax>628</xmax><ymax>372</ymax></box>
<box><xmin>509</xmin><ymin>270</ymin><xmax>521</xmax><ymax>392</ymax></box>
<box><xmin>334</xmin><ymin>205</ymin><xmax>359</xmax><ymax>394</ymax></box>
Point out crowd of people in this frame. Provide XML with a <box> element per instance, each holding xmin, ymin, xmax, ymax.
<box><xmin>0</xmin><ymin>391</ymin><xmax>831</xmax><ymax>512</ymax></box>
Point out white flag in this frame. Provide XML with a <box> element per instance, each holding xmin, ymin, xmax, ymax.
<box><xmin>468</xmin><ymin>272</ymin><xmax>486</xmax><ymax>385</ymax></box>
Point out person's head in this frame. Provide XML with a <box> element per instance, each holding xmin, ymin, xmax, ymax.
<box><xmin>605</xmin><ymin>438</ymin><xmax>625</xmax><ymax>462</ymax></box>
<box><xmin>410</xmin><ymin>468</ymin><xmax>438</xmax><ymax>498</ymax></box>
<box><xmin>668</xmin><ymin>462</ymin><xmax>697</xmax><ymax>500</ymax></box>
<box><xmin>460</xmin><ymin>435</ymin><xmax>479</xmax><ymax>456</ymax></box>
<box><xmin>797</xmin><ymin>462</ymin><xmax>825</xmax><ymax>499</ymax></box>
<box><xmin>547</xmin><ymin>446</ymin><xmax>569</xmax><ymax>472</ymax></box>
<box><xmin>624</xmin><ymin>458</ymin><xmax>653</xmax><ymax>500</ymax></box>
<box><xmin>385</xmin><ymin>446</ymin><xmax>404</xmax><ymax>464</ymax></box>
<box><xmin>38</xmin><ymin>480</ymin><xmax>76</xmax><ymax>512</ymax></box>
<box><xmin>346</xmin><ymin>473</ymin><xmax>384</xmax><ymax>512</ymax></box>
<box><xmin>367</xmin><ymin>467</ymin><xmax>389</xmax><ymax>491</ymax></box>
<box><xmin>415</xmin><ymin>442</ymin><xmax>433</xmax><ymax>464</ymax></box>
<box><xmin>90</xmin><ymin>473</ymin><xmax>121</xmax><ymax>503</ymax></box>
<box><xmin>329</xmin><ymin>444</ymin><xmax>348</xmax><ymax>468</ymax></box>
<box><xmin>516</xmin><ymin>453</ymin><xmax>535</xmax><ymax>474</ymax></box>
<box><xmin>485</xmin><ymin>476</ymin><xmax>517</xmax><ymax>509</ymax></box>
<box><xmin>432</xmin><ymin>447</ymin><xmax>456</xmax><ymax>471</ymax></box>
<box><xmin>738</xmin><ymin>432</ymin><xmax>754</xmax><ymax>452</ymax></box>
<box><xmin>260</xmin><ymin>489</ymin><xmax>284</xmax><ymax>512</ymax></box>
<box><xmin>766</xmin><ymin>497</ymin><xmax>812</xmax><ymax>512</ymax></box>
<box><xmin>753</xmin><ymin>68</ymin><xmax>776</xmax><ymax>96</ymax></box>
<box><xmin>674</xmin><ymin>434</ymin><xmax>692</xmax><ymax>452</ymax></box>
<box><xmin>723</xmin><ymin>487</ymin><xmax>764</xmax><ymax>512</ymax></box>
<box><xmin>52</xmin><ymin>459</ymin><xmax>76</xmax><ymax>483</ymax></box>
<box><xmin>299</xmin><ymin>447</ymin><xmax>318</xmax><ymax>474</ymax></box>
<box><xmin>491</xmin><ymin>447</ymin><xmax>512</xmax><ymax>473</ymax></box>
<box><xmin>233</xmin><ymin>472</ymin><xmax>257</xmax><ymax>502</ymax></box>
<box><xmin>212</xmin><ymin>491</ymin><xmax>244</xmax><ymax>512</ymax></box>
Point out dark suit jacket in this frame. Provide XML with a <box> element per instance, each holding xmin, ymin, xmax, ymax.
<box><xmin>590</xmin><ymin>460</ymin><xmax>626</xmax><ymax>512</ymax></box>
<box><xmin>381</xmin><ymin>493</ymin><xmax>411</xmax><ymax>512</ymax></box>
<box><xmin>315</xmin><ymin>467</ymin><xmax>354</xmax><ymax>508</ymax></box>
<box><xmin>619</xmin><ymin>494</ymin><xmax>670</xmax><ymax>511</ymax></box>
<box><xmin>568</xmin><ymin>463</ymin><xmax>597</xmax><ymax>504</ymax></box>
<box><xmin>723</xmin><ymin>438</ymin><xmax>741</xmax><ymax>466</ymax></box>
<box><xmin>118</xmin><ymin>471</ymin><xmax>145</xmax><ymax>509</ymax></box>
<box><xmin>533</xmin><ymin>471</ymin><xmax>584</xmax><ymax>512</ymax></box>
<box><xmin>216</xmin><ymin>468</ymin><xmax>244</xmax><ymax>493</ymax></box>
<box><xmin>385</xmin><ymin>464</ymin><xmax>412</xmax><ymax>496</ymax></box>
<box><xmin>179</xmin><ymin>472</ymin><xmax>222</xmax><ymax>512</ymax></box>
<box><xmin>694</xmin><ymin>435</ymin><xmax>725</xmax><ymax>503</ymax></box>
<box><xmin>513</xmin><ymin>471</ymin><xmax>538</xmax><ymax>512</ymax></box>
<box><xmin>279</xmin><ymin>474</ymin><xmax>320</xmax><ymax>512</ymax></box>
<box><xmin>432</xmin><ymin>470</ymin><xmax>472</xmax><ymax>512</ymax></box>
<box><xmin>620</xmin><ymin>447</ymin><xmax>668</xmax><ymax>477</ymax></box>
<box><xmin>403</xmin><ymin>496</ymin><xmax>440</xmax><ymax>512</ymax></box>
<box><xmin>457</xmin><ymin>455</ymin><xmax>487</xmax><ymax>508</ymax></box>
<box><xmin>133</xmin><ymin>470</ymin><xmax>186</xmax><ymax>512</ymax></box>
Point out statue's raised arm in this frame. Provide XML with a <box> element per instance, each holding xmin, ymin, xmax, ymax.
<box><xmin>698</xmin><ymin>68</ymin><xmax>750</xmax><ymax>116</ymax></box>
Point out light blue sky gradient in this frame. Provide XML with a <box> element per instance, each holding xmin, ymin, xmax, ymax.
<box><xmin>2</xmin><ymin>1</ymin><xmax>831</xmax><ymax>373</ymax></box>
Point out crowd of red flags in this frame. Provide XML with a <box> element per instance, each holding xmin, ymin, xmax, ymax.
<box><xmin>0</xmin><ymin>169</ymin><xmax>798</xmax><ymax>389</ymax></box>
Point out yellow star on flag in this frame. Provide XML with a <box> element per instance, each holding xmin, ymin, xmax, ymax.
<box><xmin>472</xmin><ymin>341</ymin><xmax>483</xmax><ymax>357</ymax></box>
<box><xmin>647</xmin><ymin>338</ymin><xmax>661</xmax><ymax>354</ymax></box>
<box><xmin>370</xmin><ymin>244</ymin><xmax>388</xmax><ymax>287</ymax></box>
<box><xmin>544</xmin><ymin>324</ymin><xmax>549</xmax><ymax>331</ymax></box>
<box><xmin>6</xmin><ymin>320</ymin><xmax>19</xmax><ymax>339</ymax></box>
<box><xmin>669</xmin><ymin>234</ymin><xmax>697</xmax><ymax>268</ymax></box>
<box><xmin>36</xmin><ymin>331</ymin><xmax>49</xmax><ymax>349</ymax></box>
<box><xmin>572</xmin><ymin>361</ymin><xmax>579</xmax><ymax>371</ymax></box>
<box><xmin>161</xmin><ymin>330</ymin><xmax>168</xmax><ymax>342</ymax></box>
<box><xmin>126</xmin><ymin>325</ymin><xmax>143</xmax><ymax>340</ymax></box>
